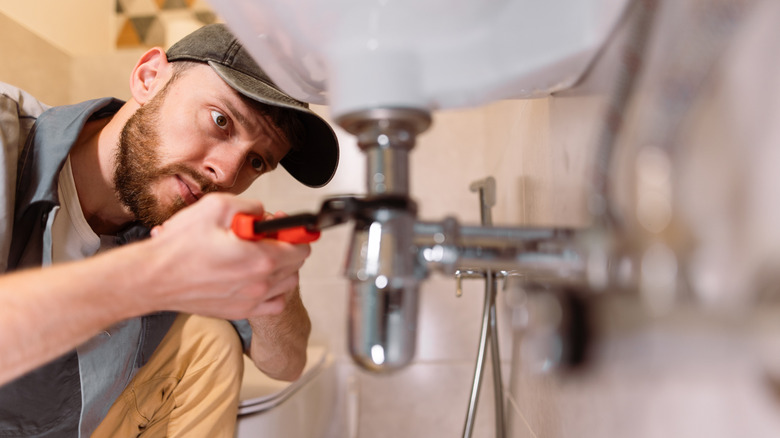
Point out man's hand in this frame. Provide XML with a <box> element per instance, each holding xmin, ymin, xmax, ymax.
<box><xmin>139</xmin><ymin>193</ymin><xmax>312</xmax><ymax>320</ymax></box>
<box><xmin>148</xmin><ymin>194</ymin><xmax>313</xmax><ymax>380</ymax></box>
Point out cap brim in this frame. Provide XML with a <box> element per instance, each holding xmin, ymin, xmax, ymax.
<box><xmin>209</xmin><ymin>62</ymin><xmax>339</xmax><ymax>188</ymax></box>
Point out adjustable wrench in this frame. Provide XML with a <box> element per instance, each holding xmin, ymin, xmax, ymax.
<box><xmin>231</xmin><ymin>195</ymin><xmax>414</xmax><ymax>243</ymax></box>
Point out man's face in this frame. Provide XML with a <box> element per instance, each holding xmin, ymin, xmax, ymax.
<box><xmin>114</xmin><ymin>63</ymin><xmax>292</xmax><ymax>227</ymax></box>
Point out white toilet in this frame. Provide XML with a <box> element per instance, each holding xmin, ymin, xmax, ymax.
<box><xmin>235</xmin><ymin>345</ymin><xmax>337</xmax><ymax>438</ymax></box>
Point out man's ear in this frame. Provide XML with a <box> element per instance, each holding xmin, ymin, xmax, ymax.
<box><xmin>129</xmin><ymin>47</ymin><xmax>172</xmax><ymax>105</ymax></box>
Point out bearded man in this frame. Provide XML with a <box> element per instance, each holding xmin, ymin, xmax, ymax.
<box><xmin>0</xmin><ymin>23</ymin><xmax>338</xmax><ymax>437</ymax></box>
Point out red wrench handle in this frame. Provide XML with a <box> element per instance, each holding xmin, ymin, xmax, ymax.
<box><xmin>231</xmin><ymin>213</ymin><xmax>321</xmax><ymax>243</ymax></box>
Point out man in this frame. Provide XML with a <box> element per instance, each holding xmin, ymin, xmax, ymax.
<box><xmin>0</xmin><ymin>23</ymin><xmax>339</xmax><ymax>436</ymax></box>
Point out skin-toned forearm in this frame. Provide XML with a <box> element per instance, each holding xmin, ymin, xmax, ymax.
<box><xmin>247</xmin><ymin>286</ymin><xmax>311</xmax><ymax>381</ymax></box>
<box><xmin>0</xmin><ymin>243</ymin><xmax>156</xmax><ymax>386</ymax></box>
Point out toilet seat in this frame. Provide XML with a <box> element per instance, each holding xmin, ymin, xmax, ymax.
<box><xmin>238</xmin><ymin>345</ymin><xmax>328</xmax><ymax>416</ymax></box>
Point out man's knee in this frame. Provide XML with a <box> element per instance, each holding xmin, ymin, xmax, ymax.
<box><xmin>95</xmin><ymin>315</ymin><xmax>245</xmax><ymax>437</ymax></box>
<box><xmin>179</xmin><ymin>315</ymin><xmax>244</xmax><ymax>382</ymax></box>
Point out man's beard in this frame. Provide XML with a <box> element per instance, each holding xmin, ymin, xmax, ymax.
<box><xmin>114</xmin><ymin>90</ymin><xmax>217</xmax><ymax>228</ymax></box>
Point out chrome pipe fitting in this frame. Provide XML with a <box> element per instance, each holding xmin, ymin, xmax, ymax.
<box><xmin>345</xmin><ymin>206</ymin><xmax>424</xmax><ymax>372</ymax></box>
<box><xmin>337</xmin><ymin>108</ymin><xmax>431</xmax><ymax>196</ymax></box>
<box><xmin>337</xmin><ymin>108</ymin><xmax>432</xmax><ymax>372</ymax></box>
<box><xmin>414</xmin><ymin>219</ymin><xmax>586</xmax><ymax>284</ymax></box>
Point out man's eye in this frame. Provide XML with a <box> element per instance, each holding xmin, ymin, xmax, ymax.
<box><xmin>250</xmin><ymin>157</ymin><xmax>265</xmax><ymax>172</ymax></box>
<box><xmin>211</xmin><ymin>110</ymin><xmax>228</xmax><ymax>128</ymax></box>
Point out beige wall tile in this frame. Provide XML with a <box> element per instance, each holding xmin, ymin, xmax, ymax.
<box><xmin>412</xmin><ymin>108</ymin><xmax>488</xmax><ymax>223</ymax></box>
<box><xmin>416</xmin><ymin>276</ymin><xmax>514</xmax><ymax>363</ymax></box>
<box><xmin>483</xmin><ymin>96</ymin><xmax>602</xmax><ymax>228</ymax></box>
<box><xmin>70</xmin><ymin>50</ymin><xmax>146</xmax><ymax>103</ymax></box>
<box><xmin>0</xmin><ymin>12</ymin><xmax>71</xmax><ymax>106</ymax></box>
<box><xmin>299</xmin><ymin>277</ymin><xmax>350</xmax><ymax>358</ymax></box>
<box><xmin>352</xmin><ymin>361</ymin><xmax>510</xmax><ymax>438</ymax></box>
<box><xmin>0</xmin><ymin>2</ymin><xmax>115</xmax><ymax>56</ymax></box>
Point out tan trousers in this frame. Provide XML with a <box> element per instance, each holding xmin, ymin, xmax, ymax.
<box><xmin>92</xmin><ymin>314</ymin><xmax>244</xmax><ymax>437</ymax></box>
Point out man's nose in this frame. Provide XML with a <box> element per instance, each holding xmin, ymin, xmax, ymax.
<box><xmin>204</xmin><ymin>146</ymin><xmax>246</xmax><ymax>188</ymax></box>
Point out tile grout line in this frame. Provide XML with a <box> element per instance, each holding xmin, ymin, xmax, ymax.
<box><xmin>506</xmin><ymin>393</ymin><xmax>540</xmax><ymax>438</ymax></box>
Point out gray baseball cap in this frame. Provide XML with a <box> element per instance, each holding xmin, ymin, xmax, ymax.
<box><xmin>166</xmin><ymin>23</ymin><xmax>339</xmax><ymax>188</ymax></box>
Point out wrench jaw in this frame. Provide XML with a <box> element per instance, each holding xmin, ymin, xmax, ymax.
<box><xmin>315</xmin><ymin>195</ymin><xmax>417</xmax><ymax>230</ymax></box>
